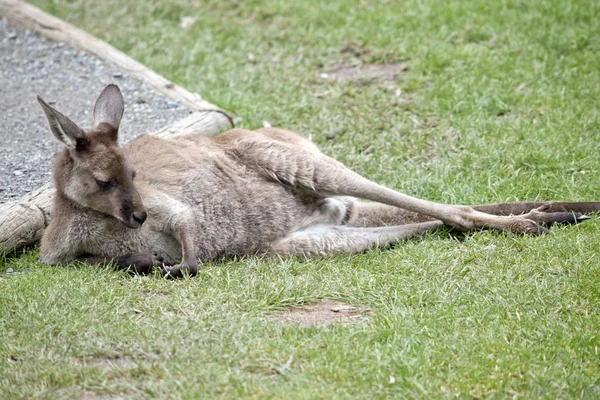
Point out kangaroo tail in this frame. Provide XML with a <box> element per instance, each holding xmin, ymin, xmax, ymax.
<box><xmin>472</xmin><ymin>202</ymin><xmax>600</xmax><ymax>216</ymax></box>
<box><xmin>472</xmin><ymin>202</ymin><xmax>600</xmax><ymax>226</ymax></box>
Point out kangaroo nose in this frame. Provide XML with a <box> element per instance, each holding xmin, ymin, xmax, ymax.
<box><xmin>132</xmin><ymin>210</ymin><xmax>147</xmax><ymax>225</ymax></box>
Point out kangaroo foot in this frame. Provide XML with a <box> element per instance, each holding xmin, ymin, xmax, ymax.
<box><xmin>441</xmin><ymin>206</ymin><xmax>548</xmax><ymax>235</ymax></box>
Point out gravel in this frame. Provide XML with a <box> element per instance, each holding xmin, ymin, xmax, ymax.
<box><xmin>0</xmin><ymin>17</ymin><xmax>194</xmax><ymax>203</ymax></box>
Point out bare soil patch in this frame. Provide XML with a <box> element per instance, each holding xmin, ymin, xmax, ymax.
<box><xmin>318</xmin><ymin>41</ymin><xmax>406</xmax><ymax>83</ymax></box>
<box><xmin>55</xmin><ymin>388</ymin><xmax>128</xmax><ymax>400</ymax></box>
<box><xmin>81</xmin><ymin>392</ymin><xmax>127</xmax><ymax>400</ymax></box>
<box><xmin>319</xmin><ymin>63</ymin><xmax>406</xmax><ymax>82</ymax></box>
<box><xmin>140</xmin><ymin>288</ymin><xmax>171</xmax><ymax>299</ymax></box>
<box><xmin>269</xmin><ymin>299</ymin><xmax>369</xmax><ymax>327</ymax></box>
<box><xmin>78</xmin><ymin>356</ymin><xmax>138</xmax><ymax>371</ymax></box>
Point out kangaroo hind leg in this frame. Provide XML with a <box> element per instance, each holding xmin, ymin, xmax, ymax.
<box><xmin>270</xmin><ymin>221</ymin><xmax>443</xmax><ymax>257</ymax></box>
<box><xmin>233</xmin><ymin>137</ymin><xmax>545</xmax><ymax>234</ymax></box>
<box><xmin>347</xmin><ymin>201</ymin><xmax>596</xmax><ymax>228</ymax></box>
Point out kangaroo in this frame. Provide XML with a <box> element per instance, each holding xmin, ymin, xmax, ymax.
<box><xmin>37</xmin><ymin>85</ymin><xmax>599</xmax><ymax>277</ymax></box>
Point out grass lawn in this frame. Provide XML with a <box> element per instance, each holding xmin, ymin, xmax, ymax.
<box><xmin>2</xmin><ymin>0</ymin><xmax>600</xmax><ymax>398</ymax></box>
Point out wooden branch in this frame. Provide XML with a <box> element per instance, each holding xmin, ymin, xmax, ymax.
<box><xmin>0</xmin><ymin>0</ymin><xmax>234</xmax><ymax>133</ymax></box>
<box><xmin>0</xmin><ymin>112</ymin><xmax>226</xmax><ymax>255</ymax></box>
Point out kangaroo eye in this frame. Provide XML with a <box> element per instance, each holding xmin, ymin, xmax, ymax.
<box><xmin>96</xmin><ymin>179</ymin><xmax>116</xmax><ymax>190</ymax></box>
<box><xmin>132</xmin><ymin>170</ymin><xmax>137</xmax><ymax>179</ymax></box>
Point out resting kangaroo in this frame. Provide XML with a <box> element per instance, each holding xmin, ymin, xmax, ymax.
<box><xmin>37</xmin><ymin>85</ymin><xmax>599</xmax><ymax>277</ymax></box>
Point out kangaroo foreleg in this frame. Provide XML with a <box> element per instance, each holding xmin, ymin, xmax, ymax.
<box><xmin>142</xmin><ymin>187</ymin><xmax>199</xmax><ymax>278</ymax></box>
<box><xmin>161</xmin><ymin>227</ymin><xmax>199</xmax><ymax>278</ymax></box>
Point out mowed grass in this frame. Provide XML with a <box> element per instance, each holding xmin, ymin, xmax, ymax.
<box><xmin>2</xmin><ymin>0</ymin><xmax>600</xmax><ymax>398</ymax></box>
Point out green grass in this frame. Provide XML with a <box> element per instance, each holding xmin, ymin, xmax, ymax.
<box><xmin>2</xmin><ymin>0</ymin><xmax>600</xmax><ymax>398</ymax></box>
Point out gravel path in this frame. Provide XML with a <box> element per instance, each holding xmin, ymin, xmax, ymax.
<box><xmin>0</xmin><ymin>17</ymin><xmax>193</xmax><ymax>203</ymax></box>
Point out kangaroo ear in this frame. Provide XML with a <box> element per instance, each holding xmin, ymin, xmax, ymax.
<box><xmin>93</xmin><ymin>84</ymin><xmax>124</xmax><ymax>130</ymax></box>
<box><xmin>37</xmin><ymin>96</ymin><xmax>85</xmax><ymax>150</ymax></box>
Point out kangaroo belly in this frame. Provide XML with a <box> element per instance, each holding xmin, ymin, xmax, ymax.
<box><xmin>128</xmin><ymin>134</ymin><xmax>322</xmax><ymax>261</ymax></box>
<box><xmin>133</xmin><ymin>168</ymin><xmax>317</xmax><ymax>262</ymax></box>
<box><xmin>185</xmin><ymin>177</ymin><xmax>316</xmax><ymax>260</ymax></box>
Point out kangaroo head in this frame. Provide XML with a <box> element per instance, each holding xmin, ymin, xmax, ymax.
<box><xmin>38</xmin><ymin>85</ymin><xmax>147</xmax><ymax>229</ymax></box>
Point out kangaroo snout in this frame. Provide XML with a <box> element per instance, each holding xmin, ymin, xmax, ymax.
<box><xmin>132</xmin><ymin>210</ymin><xmax>147</xmax><ymax>226</ymax></box>
<box><xmin>124</xmin><ymin>210</ymin><xmax>146</xmax><ymax>229</ymax></box>
<box><xmin>121</xmin><ymin>201</ymin><xmax>147</xmax><ymax>229</ymax></box>
<box><xmin>121</xmin><ymin>186</ymin><xmax>147</xmax><ymax>229</ymax></box>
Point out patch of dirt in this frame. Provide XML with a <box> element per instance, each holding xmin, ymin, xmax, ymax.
<box><xmin>319</xmin><ymin>62</ymin><xmax>406</xmax><ymax>82</ymax></box>
<box><xmin>140</xmin><ymin>288</ymin><xmax>170</xmax><ymax>298</ymax></box>
<box><xmin>81</xmin><ymin>392</ymin><xmax>127</xmax><ymax>400</ymax></box>
<box><xmin>268</xmin><ymin>299</ymin><xmax>369</xmax><ymax>327</ymax></box>
<box><xmin>54</xmin><ymin>388</ymin><xmax>128</xmax><ymax>400</ymax></box>
<box><xmin>318</xmin><ymin>41</ymin><xmax>407</xmax><ymax>83</ymax></box>
<box><xmin>78</xmin><ymin>356</ymin><xmax>138</xmax><ymax>371</ymax></box>
<box><xmin>340</xmin><ymin>41</ymin><xmax>371</xmax><ymax>58</ymax></box>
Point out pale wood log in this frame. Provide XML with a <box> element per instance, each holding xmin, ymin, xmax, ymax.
<box><xmin>0</xmin><ymin>112</ymin><xmax>227</xmax><ymax>255</ymax></box>
<box><xmin>0</xmin><ymin>0</ymin><xmax>233</xmax><ymax>133</ymax></box>
<box><xmin>0</xmin><ymin>188</ymin><xmax>49</xmax><ymax>255</ymax></box>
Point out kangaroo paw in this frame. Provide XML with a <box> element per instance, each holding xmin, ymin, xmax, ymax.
<box><xmin>161</xmin><ymin>262</ymin><xmax>199</xmax><ymax>279</ymax></box>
